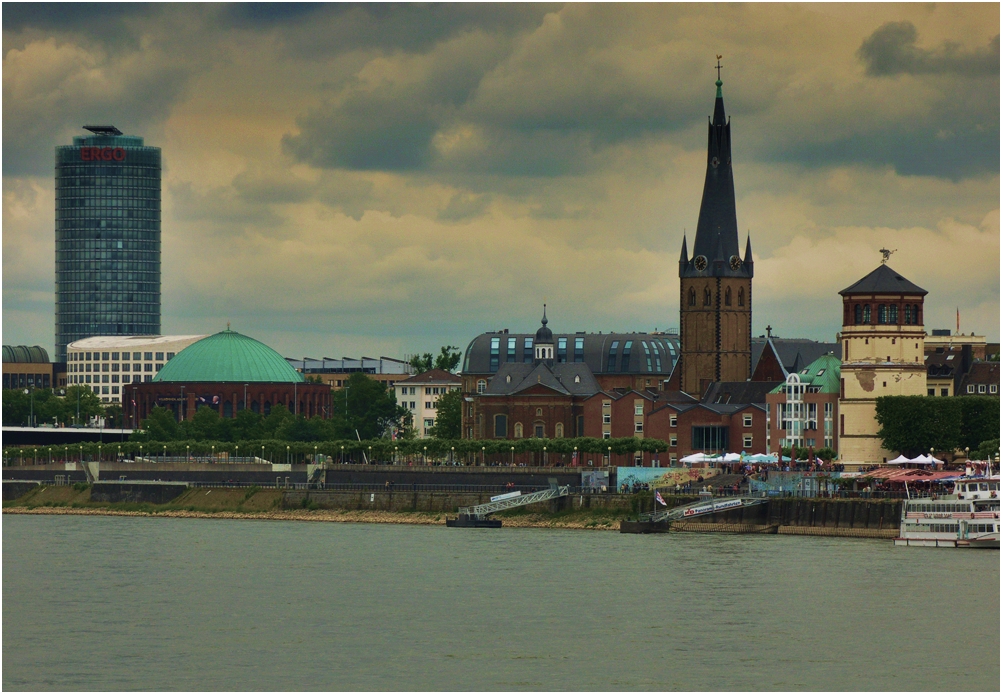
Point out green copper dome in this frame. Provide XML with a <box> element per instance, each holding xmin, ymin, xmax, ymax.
<box><xmin>153</xmin><ymin>330</ymin><xmax>304</xmax><ymax>383</ymax></box>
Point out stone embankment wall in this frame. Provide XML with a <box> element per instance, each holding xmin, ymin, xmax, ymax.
<box><xmin>282</xmin><ymin>489</ymin><xmax>631</xmax><ymax>514</ymax></box>
<box><xmin>89</xmin><ymin>482</ymin><xmax>189</xmax><ymax>504</ymax></box>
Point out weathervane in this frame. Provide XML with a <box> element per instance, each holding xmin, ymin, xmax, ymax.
<box><xmin>715</xmin><ymin>55</ymin><xmax>723</xmax><ymax>81</ymax></box>
<box><xmin>879</xmin><ymin>248</ymin><xmax>896</xmax><ymax>264</ymax></box>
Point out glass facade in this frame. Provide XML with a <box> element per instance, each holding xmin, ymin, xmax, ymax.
<box><xmin>54</xmin><ymin>129</ymin><xmax>161</xmax><ymax>362</ymax></box>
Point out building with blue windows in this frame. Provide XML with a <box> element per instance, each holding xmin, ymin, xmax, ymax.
<box><xmin>54</xmin><ymin>125</ymin><xmax>161</xmax><ymax>363</ymax></box>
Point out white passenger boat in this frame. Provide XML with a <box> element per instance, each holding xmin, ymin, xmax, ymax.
<box><xmin>894</xmin><ymin>476</ymin><xmax>999</xmax><ymax>548</ymax></box>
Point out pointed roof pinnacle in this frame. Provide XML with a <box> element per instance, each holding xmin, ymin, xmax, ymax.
<box><xmin>541</xmin><ymin>303</ymin><xmax>548</xmax><ymax>326</ymax></box>
<box><xmin>744</xmin><ymin>233</ymin><xmax>753</xmax><ymax>263</ymax></box>
<box><xmin>680</xmin><ymin>233</ymin><xmax>689</xmax><ymax>263</ymax></box>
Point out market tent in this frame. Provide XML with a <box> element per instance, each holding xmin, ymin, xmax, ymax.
<box><xmin>887</xmin><ymin>455</ymin><xmax>912</xmax><ymax>464</ymax></box>
<box><xmin>722</xmin><ymin>452</ymin><xmax>742</xmax><ymax>462</ymax></box>
<box><xmin>744</xmin><ymin>453</ymin><xmax>780</xmax><ymax>464</ymax></box>
<box><xmin>680</xmin><ymin>453</ymin><xmax>720</xmax><ymax>464</ymax></box>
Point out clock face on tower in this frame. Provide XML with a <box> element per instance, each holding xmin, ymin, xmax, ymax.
<box><xmin>693</xmin><ymin>255</ymin><xmax>708</xmax><ymax>271</ymax></box>
<box><xmin>729</xmin><ymin>255</ymin><xmax>742</xmax><ymax>271</ymax></box>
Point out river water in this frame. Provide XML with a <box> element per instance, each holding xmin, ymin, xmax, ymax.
<box><xmin>3</xmin><ymin>514</ymin><xmax>998</xmax><ymax>691</ymax></box>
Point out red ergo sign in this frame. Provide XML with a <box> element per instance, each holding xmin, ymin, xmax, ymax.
<box><xmin>80</xmin><ymin>147</ymin><xmax>126</xmax><ymax>162</ymax></box>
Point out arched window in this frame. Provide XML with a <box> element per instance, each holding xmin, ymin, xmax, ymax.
<box><xmin>724</xmin><ymin>287</ymin><xmax>732</xmax><ymax>306</ymax></box>
<box><xmin>854</xmin><ymin>305</ymin><xmax>862</xmax><ymax>324</ymax></box>
<box><xmin>514</xmin><ymin>422</ymin><xmax>523</xmax><ymax>438</ymax></box>
<box><xmin>476</xmin><ymin>379</ymin><xmax>487</xmax><ymax>394</ymax></box>
<box><xmin>862</xmin><ymin>305</ymin><xmax>871</xmax><ymax>323</ymax></box>
<box><xmin>878</xmin><ymin>305</ymin><xmax>887</xmax><ymax>324</ymax></box>
<box><xmin>251</xmin><ymin>400</ymin><xmax>260</xmax><ymax>414</ymax></box>
<box><xmin>494</xmin><ymin>414</ymin><xmax>507</xmax><ymax>438</ymax></box>
<box><xmin>703</xmin><ymin>288</ymin><xmax>712</xmax><ymax>306</ymax></box>
<box><xmin>555</xmin><ymin>423</ymin><xmax>564</xmax><ymax>438</ymax></box>
<box><xmin>903</xmin><ymin>305</ymin><xmax>912</xmax><ymax>324</ymax></box>
<box><xmin>738</xmin><ymin>288</ymin><xmax>745</xmax><ymax>307</ymax></box>
<box><xmin>536</xmin><ymin>408</ymin><xmax>543</xmax><ymax>416</ymax></box>
<box><xmin>688</xmin><ymin>288</ymin><xmax>696</xmax><ymax>307</ymax></box>
<box><xmin>913</xmin><ymin>304</ymin><xmax>920</xmax><ymax>324</ymax></box>
<box><xmin>889</xmin><ymin>305</ymin><xmax>898</xmax><ymax>324</ymax></box>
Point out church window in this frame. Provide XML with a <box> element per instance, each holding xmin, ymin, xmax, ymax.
<box><xmin>724</xmin><ymin>287</ymin><xmax>732</xmax><ymax>306</ymax></box>
<box><xmin>862</xmin><ymin>305</ymin><xmax>871</xmax><ymax>323</ymax></box>
<box><xmin>514</xmin><ymin>422</ymin><xmax>523</xmax><ymax>438</ymax></box>
<box><xmin>738</xmin><ymin>288</ymin><xmax>745</xmax><ymax>307</ymax></box>
<box><xmin>913</xmin><ymin>305</ymin><xmax>921</xmax><ymax>324</ymax></box>
<box><xmin>903</xmin><ymin>305</ymin><xmax>912</xmax><ymax>324</ymax></box>
<box><xmin>854</xmin><ymin>305</ymin><xmax>862</xmax><ymax>324</ymax></box>
<box><xmin>688</xmin><ymin>288</ymin><xmax>696</xmax><ymax>307</ymax></box>
<box><xmin>877</xmin><ymin>305</ymin><xmax>888</xmax><ymax>324</ymax></box>
<box><xmin>703</xmin><ymin>288</ymin><xmax>712</xmax><ymax>306</ymax></box>
<box><xmin>534</xmin><ymin>424</ymin><xmax>545</xmax><ymax>438</ymax></box>
<box><xmin>889</xmin><ymin>305</ymin><xmax>898</xmax><ymax>323</ymax></box>
<box><xmin>494</xmin><ymin>414</ymin><xmax>508</xmax><ymax>437</ymax></box>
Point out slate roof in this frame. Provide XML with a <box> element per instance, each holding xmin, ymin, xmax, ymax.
<box><xmin>396</xmin><ymin>369</ymin><xmax>461</xmax><ymax>385</ymax></box>
<box><xmin>463</xmin><ymin>331</ymin><xmax>680</xmax><ymax>375</ymax></box>
<box><xmin>959</xmin><ymin>362</ymin><xmax>1000</xmax><ymax>393</ymax></box>
<box><xmin>751</xmin><ymin>337</ymin><xmax>841</xmax><ymax>378</ymax></box>
<box><xmin>702</xmin><ymin>381</ymin><xmax>784</xmax><ymax>404</ymax></box>
<box><xmin>839</xmin><ymin>264</ymin><xmax>927</xmax><ymax>296</ymax></box>
<box><xmin>483</xmin><ymin>362</ymin><xmax>601</xmax><ymax>397</ymax></box>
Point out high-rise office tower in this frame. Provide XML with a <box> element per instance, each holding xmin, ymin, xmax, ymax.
<box><xmin>54</xmin><ymin>125</ymin><xmax>161</xmax><ymax>363</ymax></box>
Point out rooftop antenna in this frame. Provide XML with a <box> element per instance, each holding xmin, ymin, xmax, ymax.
<box><xmin>879</xmin><ymin>248</ymin><xmax>896</xmax><ymax>264</ymax></box>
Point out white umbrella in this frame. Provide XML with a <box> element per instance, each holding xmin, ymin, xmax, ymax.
<box><xmin>680</xmin><ymin>452</ymin><xmax>718</xmax><ymax>464</ymax></box>
<box><xmin>722</xmin><ymin>452</ymin><xmax>742</xmax><ymax>462</ymax></box>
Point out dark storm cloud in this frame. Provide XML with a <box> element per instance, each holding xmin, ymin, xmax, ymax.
<box><xmin>1</xmin><ymin>3</ymin><xmax>154</xmax><ymax>33</ymax></box>
<box><xmin>264</xmin><ymin>4</ymin><xmax>560</xmax><ymax>57</ymax></box>
<box><xmin>859</xmin><ymin>22</ymin><xmax>1000</xmax><ymax>77</ymax></box>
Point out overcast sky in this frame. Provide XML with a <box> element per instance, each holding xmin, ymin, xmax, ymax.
<box><xmin>3</xmin><ymin>3</ymin><xmax>999</xmax><ymax>362</ymax></box>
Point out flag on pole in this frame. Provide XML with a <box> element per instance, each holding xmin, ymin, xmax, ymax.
<box><xmin>655</xmin><ymin>491</ymin><xmax>667</xmax><ymax>506</ymax></box>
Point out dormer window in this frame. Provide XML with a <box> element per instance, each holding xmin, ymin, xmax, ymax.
<box><xmin>574</xmin><ymin>375</ymin><xmax>580</xmax><ymax>383</ymax></box>
<box><xmin>506</xmin><ymin>374</ymin><xmax>511</xmax><ymax>383</ymax></box>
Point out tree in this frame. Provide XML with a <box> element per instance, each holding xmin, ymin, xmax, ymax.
<box><xmin>64</xmin><ymin>385</ymin><xmax>104</xmax><ymax>426</ymax></box>
<box><xmin>103</xmin><ymin>404</ymin><xmax>124</xmax><ymax>428</ymax></box>
<box><xmin>974</xmin><ymin>438</ymin><xmax>999</xmax><ymax>462</ymax></box>
<box><xmin>330</xmin><ymin>373</ymin><xmax>409</xmax><ymax>440</ymax></box>
<box><xmin>958</xmin><ymin>396</ymin><xmax>1000</xmax><ymax>451</ymax></box>
<box><xmin>409</xmin><ymin>345</ymin><xmax>462</xmax><ymax>374</ymax></box>
<box><xmin>138</xmin><ymin>406</ymin><xmax>181</xmax><ymax>441</ymax></box>
<box><xmin>428</xmin><ymin>389</ymin><xmax>462</xmax><ymax>439</ymax></box>
<box><xmin>875</xmin><ymin>396</ymin><xmax>962</xmax><ymax>455</ymax></box>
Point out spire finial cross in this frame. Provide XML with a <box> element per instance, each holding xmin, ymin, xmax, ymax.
<box><xmin>715</xmin><ymin>55</ymin><xmax>723</xmax><ymax>81</ymax></box>
<box><xmin>766</xmin><ymin>325</ymin><xmax>773</xmax><ymax>338</ymax></box>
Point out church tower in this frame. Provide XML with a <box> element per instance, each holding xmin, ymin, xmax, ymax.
<box><xmin>679</xmin><ymin>65</ymin><xmax>753</xmax><ymax>396</ymax></box>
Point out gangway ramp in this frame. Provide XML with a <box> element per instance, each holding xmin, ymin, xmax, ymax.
<box><xmin>447</xmin><ymin>479</ymin><xmax>571</xmax><ymax>528</ymax></box>
<box><xmin>621</xmin><ymin>494</ymin><xmax>769</xmax><ymax>533</ymax></box>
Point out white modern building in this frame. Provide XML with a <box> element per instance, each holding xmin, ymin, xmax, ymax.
<box><xmin>66</xmin><ymin>335</ymin><xmax>207</xmax><ymax>402</ymax></box>
<box><xmin>393</xmin><ymin>369</ymin><xmax>462</xmax><ymax>437</ymax></box>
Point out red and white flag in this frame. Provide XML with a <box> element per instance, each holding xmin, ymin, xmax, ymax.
<box><xmin>655</xmin><ymin>491</ymin><xmax>667</xmax><ymax>506</ymax></box>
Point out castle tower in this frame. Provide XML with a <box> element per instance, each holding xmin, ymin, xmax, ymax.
<box><xmin>837</xmin><ymin>262</ymin><xmax>928</xmax><ymax>465</ymax></box>
<box><xmin>678</xmin><ymin>68</ymin><xmax>753</xmax><ymax>396</ymax></box>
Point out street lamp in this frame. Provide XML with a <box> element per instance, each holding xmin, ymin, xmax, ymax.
<box><xmin>23</xmin><ymin>388</ymin><xmax>34</xmax><ymax>427</ymax></box>
<box><xmin>543</xmin><ymin>446</ymin><xmax>547</xmax><ymax>467</ymax></box>
<box><xmin>212</xmin><ymin>444</ymin><xmax>216</xmax><ymax>462</ymax></box>
<box><xmin>262</xmin><ymin>445</ymin><xmax>266</xmax><ymax>462</ymax></box>
<box><xmin>340</xmin><ymin>445</ymin><xmax>344</xmax><ymax>465</ymax></box>
<box><xmin>482</xmin><ymin>446</ymin><xmax>486</xmax><ymax>466</ymax></box>
<box><xmin>286</xmin><ymin>445</ymin><xmax>290</xmax><ymax>465</ymax></box>
<box><xmin>510</xmin><ymin>446</ymin><xmax>514</xmax><ymax>466</ymax></box>
<box><xmin>451</xmin><ymin>446</ymin><xmax>455</xmax><ymax>465</ymax></box>
<box><xmin>186</xmin><ymin>444</ymin><xmax>190</xmax><ymax>463</ymax></box>
<box><xmin>163</xmin><ymin>444</ymin><xmax>167</xmax><ymax>463</ymax></box>
<box><xmin>394</xmin><ymin>446</ymin><xmax>398</xmax><ymax>465</ymax></box>
<box><xmin>423</xmin><ymin>446</ymin><xmax>427</xmax><ymax>465</ymax></box>
<box><xmin>139</xmin><ymin>443</ymin><xmax>143</xmax><ymax>461</ymax></box>
<box><xmin>608</xmin><ymin>446</ymin><xmax>612</xmax><ymax>467</ymax></box>
<box><xmin>79</xmin><ymin>444</ymin><xmax>83</xmax><ymax>463</ymax></box>
<box><xmin>118</xmin><ymin>445</ymin><xmax>121</xmax><ymax>461</ymax></box>
<box><xmin>368</xmin><ymin>446</ymin><xmax>372</xmax><ymax>465</ymax></box>
<box><xmin>315</xmin><ymin>445</ymin><xmax>318</xmax><ymax>464</ymax></box>
<box><xmin>97</xmin><ymin>445</ymin><xmax>101</xmax><ymax>463</ymax></box>
<box><xmin>236</xmin><ymin>445</ymin><xmax>240</xmax><ymax>462</ymax></box>
<box><xmin>48</xmin><ymin>447</ymin><xmax>52</xmax><ymax>465</ymax></box>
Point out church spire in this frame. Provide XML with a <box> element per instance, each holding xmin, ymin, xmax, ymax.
<box><xmin>679</xmin><ymin>60</ymin><xmax>748</xmax><ymax>279</ymax></box>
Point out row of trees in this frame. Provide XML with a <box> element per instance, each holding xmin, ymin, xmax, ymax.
<box><xmin>2</xmin><ymin>385</ymin><xmax>119</xmax><ymax>427</ymax></box>
<box><xmin>875</xmin><ymin>396</ymin><xmax>1000</xmax><ymax>459</ymax></box>
<box><xmin>3</xmin><ymin>436</ymin><xmax>667</xmax><ymax>462</ymax></box>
